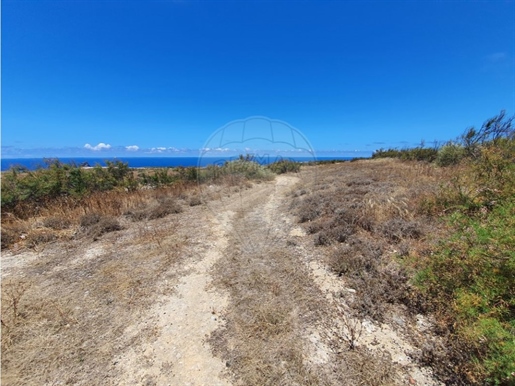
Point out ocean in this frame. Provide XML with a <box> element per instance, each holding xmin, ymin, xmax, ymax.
<box><xmin>1</xmin><ymin>156</ymin><xmax>356</xmax><ymax>171</ymax></box>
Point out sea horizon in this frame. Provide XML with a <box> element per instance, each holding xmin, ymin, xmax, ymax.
<box><xmin>1</xmin><ymin>155</ymin><xmax>362</xmax><ymax>171</ymax></box>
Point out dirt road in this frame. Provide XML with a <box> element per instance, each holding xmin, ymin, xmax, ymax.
<box><xmin>113</xmin><ymin>175</ymin><xmax>302</xmax><ymax>385</ymax></box>
<box><xmin>1</xmin><ymin>173</ymin><xmax>441</xmax><ymax>385</ymax></box>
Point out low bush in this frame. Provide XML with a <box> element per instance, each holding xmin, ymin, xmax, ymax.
<box><xmin>1</xmin><ymin>229</ymin><xmax>16</xmax><ymax>250</ymax></box>
<box><xmin>415</xmin><ymin>202</ymin><xmax>515</xmax><ymax>383</ymax></box>
<box><xmin>78</xmin><ymin>213</ymin><xmax>123</xmax><ymax>239</ymax></box>
<box><xmin>1</xmin><ymin>155</ymin><xmax>279</xmax><ymax>221</ymax></box>
<box><xmin>378</xmin><ymin>218</ymin><xmax>422</xmax><ymax>242</ymax></box>
<box><xmin>86</xmin><ymin>217</ymin><xmax>123</xmax><ymax>240</ymax></box>
<box><xmin>372</xmin><ymin>146</ymin><xmax>438</xmax><ymax>162</ymax></box>
<box><xmin>25</xmin><ymin>230</ymin><xmax>58</xmax><ymax>247</ymax></box>
<box><xmin>80</xmin><ymin>213</ymin><xmax>102</xmax><ymax>228</ymax></box>
<box><xmin>220</xmin><ymin>156</ymin><xmax>275</xmax><ymax>181</ymax></box>
<box><xmin>138</xmin><ymin>168</ymin><xmax>176</xmax><ymax>187</ymax></box>
<box><xmin>328</xmin><ymin>236</ymin><xmax>410</xmax><ymax>321</ymax></box>
<box><xmin>435</xmin><ymin>142</ymin><xmax>466</xmax><ymax>166</ymax></box>
<box><xmin>42</xmin><ymin>216</ymin><xmax>72</xmax><ymax>230</ymax></box>
<box><xmin>267</xmin><ymin>159</ymin><xmax>301</xmax><ymax>174</ymax></box>
<box><xmin>461</xmin><ymin>110</ymin><xmax>514</xmax><ymax>160</ymax></box>
<box><xmin>413</xmin><ymin>111</ymin><xmax>515</xmax><ymax>384</ymax></box>
<box><xmin>188</xmin><ymin>196</ymin><xmax>202</xmax><ymax>206</ymax></box>
<box><xmin>1</xmin><ymin>160</ymin><xmax>137</xmax><ymax>217</ymax></box>
<box><xmin>292</xmin><ymin>160</ymin><xmax>428</xmax><ymax>326</ymax></box>
<box><xmin>147</xmin><ymin>198</ymin><xmax>183</xmax><ymax>220</ymax></box>
<box><xmin>126</xmin><ymin>197</ymin><xmax>182</xmax><ymax>222</ymax></box>
<box><xmin>176</xmin><ymin>166</ymin><xmax>199</xmax><ymax>182</ymax></box>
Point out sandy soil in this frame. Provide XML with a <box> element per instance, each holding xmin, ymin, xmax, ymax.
<box><xmin>113</xmin><ymin>210</ymin><xmax>234</xmax><ymax>386</ymax></box>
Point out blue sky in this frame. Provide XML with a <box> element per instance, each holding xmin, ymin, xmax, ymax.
<box><xmin>2</xmin><ymin>0</ymin><xmax>514</xmax><ymax>157</ymax></box>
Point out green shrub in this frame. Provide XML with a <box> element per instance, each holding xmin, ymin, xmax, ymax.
<box><xmin>221</xmin><ymin>155</ymin><xmax>274</xmax><ymax>181</ymax></box>
<box><xmin>0</xmin><ymin>155</ymin><xmax>278</xmax><ymax>219</ymax></box>
<box><xmin>415</xmin><ymin>203</ymin><xmax>515</xmax><ymax>384</ymax></box>
<box><xmin>1</xmin><ymin>160</ymin><xmax>138</xmax><ymax>213</ymax></box>
<box><xmin>436</xmin><ymin>142</ymin><xmax>466</xmax><ymax>166</ymax></box>
<box><xmin>138</xmin><ymin>168</ymin><xmax>175</xmax><ymax>187</ymax></box>
<box><xmin>461</xmin><ymin>110</ymin><xmax>514</xmax><ymax>160</ymax></box>
<box><xmin>177</xmin><ymin>166</ymin><xmax>199</xmax><ymax>182</ymax></box>
<box><xmin>372</xmin><ymin>146</ymin><xmax>438</xmax><ymax>162</ymax></box>
<box><xmin>414</xmin><ymin>111</ymin><xmax>515</xmax><ymax>384</ymax></box>
<box><xmin>267</xmin><ymin>159</ymin><xmax>301</xmax><ymax>174</ymax></box>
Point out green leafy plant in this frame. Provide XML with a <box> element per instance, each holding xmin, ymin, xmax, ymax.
<box><xmin>372</xmin><ymin>145</ymin><xmax>438</xmax><ymax>162</ymax></box>
<box><xmin>435</xmin><ymin>142</ymin><xmax>466</xmax><ymax>166</ymax></box>
<box><xmin>414</xmin><ymin>111</ymin><xmax>515</xmax><ymax>384</ymax></box>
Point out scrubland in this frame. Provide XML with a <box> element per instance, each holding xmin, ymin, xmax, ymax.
<box><xmin>1</xmin><ymin>112</ymin><xmax>514</xmax><ymax>385</ymax></box>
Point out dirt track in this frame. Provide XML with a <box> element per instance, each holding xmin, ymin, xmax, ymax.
<box><xmin>1</xmin><ymin>172</ymin><xmax>442</xmax><ymax>385</ymax></box>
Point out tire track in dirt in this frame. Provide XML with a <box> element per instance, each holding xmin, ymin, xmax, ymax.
<box><xmin>208</xmin><ymin>172</ymin><xmax>443</xmax><ymax>386</ymax></box>
<box><xmin>208</xmin><ymin>175</ymin><xmax>333</xmax><ymax>385</ymax></box>
<box><xmin>108</xmin><ymin>178</ymin><xmax>288</xmax><ymax>385</ymax></box>
<box><xmin>114</xmin><ymin>210</ymin><xmax>235</xmax><ymax>386</ymax></box>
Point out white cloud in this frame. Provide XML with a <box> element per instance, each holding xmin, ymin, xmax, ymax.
<box><xmin>125</xmin><ymin>145</ymin><xmax>139</xmax><ymax>151</ymax></box>
<box><xmin>84</xmin><ymin>142</ymin><xmax>111</xmax><ymax>151</ymax></box>
<box><xmin>201</xmin><ymin>147</ymin><xmax>233</xmax><ymax>152</ymax></box>
<box><xmin>149</xmin><ymin>147</ymin><xmax>168</xmax><ymax>153</ymax></box>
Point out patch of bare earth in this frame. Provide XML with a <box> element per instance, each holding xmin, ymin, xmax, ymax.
<box><xmin>1</xmin><ymin>193</ymin><xmax>231</xmax><ymax>385</ymax></box>
<box><xmin>113</xmin><ymin>209</ymin><xmax>234</xmax><ymax>386</ymax></box>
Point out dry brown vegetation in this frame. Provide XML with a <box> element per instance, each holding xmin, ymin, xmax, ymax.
<box><xmin>0</xmin><ymin>159</ymin><xmax>277</xmax><ymax>385</ymax></box>
<box><xmin>1</xmin><ymin>221</ymin><xmax>187</xmax><ymax>384</ymax></box>
<box><xmin>290</xmin><ymin>159</ymin><xmax>472</xmax><ymax>384</ymax></box>
<box><xmin>208</xmin><ymin>174</ymin><xmax>403</xmax><ymax>386</ymax></box>
<box><xmin>1</xmin><ymin>182</ymin><xmax>196</xmax><ymax>251</ymax></box>
<box><xmin>0</xmin><ymin>180</ymin><xmax>200</xmax><ymax>385</ymax></box>
<box><xmin>3</xmin><ymin>156</ymin><xmax>510</xmax><ymax>385</ymax></box>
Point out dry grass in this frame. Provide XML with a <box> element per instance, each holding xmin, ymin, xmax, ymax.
<box><xmin>42</xmin><ymin>216</ymin><xmax>72</xmax><ymax>230</ymax></box>
<box><xmin>1</xmin><ymin>212</ymin><xmax>187</xmax><ymax>385</ymax></box>
<box><xmin>125</xmin><ymin>196</ymin><xmax>183</xmax><ymax>222</ymax></box>
<box><xmin>290</xmin><ymin>159</ymin><xmax>461</xmax><ymax>382</ymax></box>
<box><xmin>1</xmin><ymin>222</ymin><xmax>30</xmax><ymax>250</ymax></box>
<box><xmin>1</xmin><ymin>166</ymin><xmax>284</xmax><ymax>384</ymax></box>
<box><xmin>209</xmin><ymin>178</ymin><xmax>399</xmax><ymax>386</ymax></box>
<box><xmin>1</xmin><ymin>183</ymin><xmax>191</xmax><ymax>250</ymax></box>
<box><xmin>83</xmin><ymin>215</ymin><xmax>124</xmax><ymax>240</ymax></box>
<box><xmin>291</xmin><ymin>159</ymin><xmax>445</xmax><ymax>255</ymax></box>
<box><xmin>211</xmin><ymin>246</ymin><xmax>323</xmax><ymax>386</ymax></box>
<box><xmin>0</xmin><ymin>179</ymin><xmax>199</xmax><ymax>385</ymax></box>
